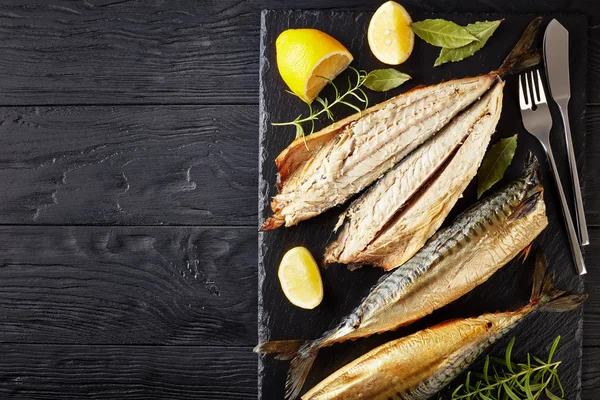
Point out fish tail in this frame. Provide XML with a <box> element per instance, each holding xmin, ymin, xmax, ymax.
<box><xmin>530</xmin><ymin>251</ymin><xmax>588</xmax><ymax>312</ymax></box>
<box><xmin>494</xmin><ymin>17</ymin><xmax>543</xmax><ymax>77</ymax></box>
<box><xmin>285</xmin><ymin>349</ymin><xmax>319</xmax><ymax>400</ymax></box>
<box><xmin>254</xmin><ymin>339</ymin><xmax>320</xmax><ymax>399</ymax></box>
<box><xmin>261</xmin><ymin>216</ymin><xmax>285</xmax><ymax>231</ymax></box>
<box><xmin>254</xmin><ymin>339</ymin><xmax>306</xmax><ymax>360</ymax></box>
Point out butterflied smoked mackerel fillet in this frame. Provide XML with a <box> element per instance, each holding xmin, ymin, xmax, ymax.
<box><xmin>325</xmin><ymin>82</ymin><xmax>504</xmax><ymax>270</ymax></box>
<box><xmin>262</xmin><ymin>75</ymin><xmax>495</xmax><ymax>230</ymax></box>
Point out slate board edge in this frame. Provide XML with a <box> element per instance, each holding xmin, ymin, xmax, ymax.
<box><xmin>257</xmin><ymin>10</ymin><xmax>587</xmax><ymax>399</ymax></box>
<box><xmin>258</xmin><ymin>9</ymin><xmax>270</xmax><ymax>400</ymax></box>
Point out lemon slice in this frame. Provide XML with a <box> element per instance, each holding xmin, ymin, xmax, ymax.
<box><xmin>368</xmin><ymin>1</ymin><xmax>415</xmax><ymax>65</ymax></box>
<box><xmin>278</xmin><ymin>246</ymin><xmax>324</xmax><ymax>309</ymax></box>
<box><xmin>276</xmin><ymin>29</ymin><xmax>353</xmax><ymax>104</ymax></box>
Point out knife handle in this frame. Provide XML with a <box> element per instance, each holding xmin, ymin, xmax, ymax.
<box><xmin>544</xmin><ymin>144</ymin><xmax>587</xmax><ymax>275</ymax></box>
<box><xmin>557</xmin><ymin>100</ymin><xmax>589</xmax><ymax>246</ymax></box>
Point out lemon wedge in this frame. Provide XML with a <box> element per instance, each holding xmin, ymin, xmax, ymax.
<box><xmin>278</xmin><ymin>246</ymin><xmax>324</xmax><ymax>309</ymax></box>
<box><xmin>276</xmin><ymin>29</ymin><xmax>353</xmax><ymax>104</ymax></box>
<box><xmin>368</xmin><ymin>1</ymin><xmax>415</xmax><ymax>65</ymax></box>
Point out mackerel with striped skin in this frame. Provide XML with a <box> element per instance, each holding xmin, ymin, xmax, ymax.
<box><xmin>302</xmin><ymin>253</ymin><xmax>587</xmax><ymax>400</ymax></box>
<box><xmin>255</xmin><ymin>153</ymin><xmax>548</xmax><ymax>399</ymax></box>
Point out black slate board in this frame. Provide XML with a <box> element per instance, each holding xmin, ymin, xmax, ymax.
<box><xmin>259</xmin><ymin>10</ymin><xmax>587</xmax><ymax>400</ymax></box>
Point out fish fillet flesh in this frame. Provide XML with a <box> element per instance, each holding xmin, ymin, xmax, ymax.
<box><xmin>325</xmin><ymin>81</ymin><xmax>504</xmax><ymax>270</ymax></box>
<box><xmin>262</xmin><ymin>75</ymin><xmax>495</xmax><ymax>230</ymax></box>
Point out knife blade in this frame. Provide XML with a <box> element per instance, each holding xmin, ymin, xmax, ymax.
<box><xmin>543</xmin><ymin>19</ymin><xmax>589</xmax><ymax>247</ymax></box>
<box><xmin>544</xmin><ymin>20</ymin><xmax>571</xmax><ymax>100</ymax></box>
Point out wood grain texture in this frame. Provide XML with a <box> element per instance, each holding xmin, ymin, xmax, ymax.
<box><xmin>0</xmin><ymin>0</ymin><xmax>260</xmax><ymax>105</ymax></box>
<box><xmin>588</xmin><ymin>28</ymin><xmax>600</xmax><ymax>105</ymax></box>
<box><xmin>0</xmin><ymin>345</ymin><xmax>256</xmax><ymax>399</ymax></box>
<box><xmin>585</xmin><ymin>105</ymin><xmax>600</xmax><ymax>226</ymax></box>
<box><xmin>0</xmin><ymin>226</ymin><xmax>257</xmax><ymax>345</ymax></box>
<box><xmin>0</xmin><ymin>106</ymin><xmax>257</xmax><ymax>225</ymax></box>
<box><xmin>0</xmin><ymin>0</ymin><xmax>598</xmax><ymax>105</ymax></box>
<box><xmin>583</xmin><ymin>347</ymin><xmax>600</xmax><ymax>399</ymax></box>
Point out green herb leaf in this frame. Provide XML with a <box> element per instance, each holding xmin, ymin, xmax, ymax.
<box><xmin>294</xmin><ymin>123</ymin><xmax>304</xmax><ymax>139</ymax></box>
<box><xmin>505</xmin><ymin>337</ymin><xmax>515</xmax><ymax>373</ymax></box>
<box><xmin>483</xmin><ymin>357</ymin><xmax>490</xmax><ymax>385</ymax></box>
<box><xmin>435</xmin><ymin>20</ymin><xmax>503</xmax><ymax>66</ymax></box>
<box><xmin>548</xmin><ymin>336</ymin><xmax>560</xmax><ymax>363</ymax></box>
<box><xmin>523</xmin><ymin>371</ymin><xmax>535</xmax><ymax>400</ymax></box>
<box><xmin>272</xmin><ymin>67</ymin><xmax>370</xmax><ymax>142</ymax></box>
<box><xmin>503</xmin><ymin>382</ymin><xmax>521</xmax><ymax>400</ymax></box>
<box><xmin>448</xmin><ymin>336</ymin><xmax>565</xmax><ymax>400</ymax></box>
<box><xmin>411</xmin><ymin>19</ymin><xmax>479</xmax><ymax>49</ymax></box>
<box><xmin>477</xmin><ymin>134</ymin><xmax>518</xmax><ymax>198</ymax></box>
<box><xmin>544</xmin><ymin>388</ymin><xmax>564</xmax><ymax>400</ymax></box>
<box><xmin>364</xmin><ymin>69</ymin><xmax>412</xmax><ymax>92</ymax></box>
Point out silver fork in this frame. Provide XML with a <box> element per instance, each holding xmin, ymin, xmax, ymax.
<box><xmin>519</xmin><ymin>70</ymin><xmax>586</xmax><ymax>275</ymax></box>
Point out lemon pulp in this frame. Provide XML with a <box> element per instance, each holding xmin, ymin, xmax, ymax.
<box><xmin>368</xmin><ymin>1</ymin><xmax>415</xmax><ymax>65</ymax></box>
<box><xmin>278</xmin><ymin>246</ymin><xmax>324</xmax><ymax>310</ymax></box>
<box><xmin>276</xmin><ymin>29</ymin><xmax>353</xmax><ymax>103</ymax></box>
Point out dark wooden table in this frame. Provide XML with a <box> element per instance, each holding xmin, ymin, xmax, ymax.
<box><xmin>0</xmin><ymin>1</ymin><xmax>596</xmax><ymax>399</ymax></box>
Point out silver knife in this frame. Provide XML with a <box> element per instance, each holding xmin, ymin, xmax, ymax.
<box><xmin>543</xmin><ymin>19</ymin><xmax>589</xmax><ymax>246</ymax></box>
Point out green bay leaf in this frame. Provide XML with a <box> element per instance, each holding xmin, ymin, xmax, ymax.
<box><xmin>364</xmin><ymin>69</ymin><xmax>411</xmax><ymax>92</ymax></box>
<box><xmin>477</xmin><ymin>133</ymin><xmax>517</xmax><ymax>198</ymax></box>
<box><xmin>435</xmin><ymin>20</ymin><xmax>503</xmax><ymax>67</ymax></box>
<box><xmin>411</xmin><ymin>19</ymin><xmax>479</xmax><ymax>49</ymax></box>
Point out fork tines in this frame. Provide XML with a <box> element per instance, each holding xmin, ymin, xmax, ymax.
<box><xmin>519</xmin><ymin>70</ymin><xmax>547</xmax><ymax>110</ymax></box>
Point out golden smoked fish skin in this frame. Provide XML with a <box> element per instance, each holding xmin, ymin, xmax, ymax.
<box><xmin>256</xmin><ymin>153</ymin><xmax>548</xmax><ymax>400</ymax></box>
<box><xmin>302</xmin><ymin>254</ymin><xmax>587</xmax><ymax>400</ymax></box>
<box><xmin>325</xmin><ymin>82</ymin><xmax>504</xmax><ymax>270</ymax></box>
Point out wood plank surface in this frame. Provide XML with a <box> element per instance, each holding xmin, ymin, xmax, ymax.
<box><xmin>0</xmin><ymin>345</ymin><xmax>256</xmax><ymax>399</ymax></box>
<box><xmin>0</xmin><ymin>106</ymin><xmax>257</xmax><ymax>225</ymax></box>
<box><xmin>585</xmin><ymin>105</ymin><xmax>600</xmax><ymax>225</ymax></box>
<box><xmin>0</xmin><ymin>0</ymin><xmax>598</xmax><ymax>105</ymax></box>
<box><xmin>583</xmin><ymin>347</ymin><xmax>600</xmax><ymax>399</ymax></box>
<box><xmin>0</xmin><ymin>226</ymin><xmax>257</xmax><ymax>346</ymax></box>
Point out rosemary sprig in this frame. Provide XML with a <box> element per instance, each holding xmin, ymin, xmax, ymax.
<box><xmin>447</xmin><ymin>336</ymin><xmax>564</xmax><ymax>400</ymax></box>
<box><xmin>272</xmin><ymin>67</ymin><xmax>369</xmax><ymax>139</ymax></box>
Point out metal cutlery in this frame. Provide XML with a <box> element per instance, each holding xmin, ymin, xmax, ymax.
<box><xmin>518</xmin><ymin>70</ymin><xmax>586</xmax><ymax>275</ymax></box>
<box><xmin>543</xmin><ymin>19</ymin><xmax>589</xmax><ymax>246</ymax></box>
